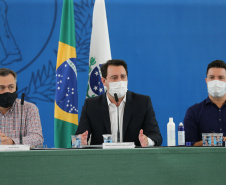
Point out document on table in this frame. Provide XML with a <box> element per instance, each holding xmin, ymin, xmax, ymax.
<box><xmin>0</xmin><ymin>145</ymin><xmax>30</xmax><ymax>152</ymax></box>
<box><xmin>103</xmin><ymin>142</ymin><xmax>135</xmax><ymax>149</ymax></box>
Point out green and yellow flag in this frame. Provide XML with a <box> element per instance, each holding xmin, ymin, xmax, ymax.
<box><xmin>54</xmin><ymin>0</ymin><xmax>78</xmax><ymax>148</ymax></box>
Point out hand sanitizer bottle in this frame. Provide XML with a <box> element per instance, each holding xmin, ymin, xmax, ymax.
<box><xmin>178</xmin><ymin>122</ymin><xmax>185</xmax><ymax>146</ymax></box>
<box><xmin>167</xmin><ymin>117</ymin><xmax>175</xmax><ymax>146</ymax></box>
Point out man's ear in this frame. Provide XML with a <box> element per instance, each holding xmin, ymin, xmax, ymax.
<box><xmin>101</xmin><ymin>77</ymin><xmax>106</xmax><ymax>86</ymax></box>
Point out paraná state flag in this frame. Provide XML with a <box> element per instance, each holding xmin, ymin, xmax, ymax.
<box><xmin>54</xmin><ymin>0</ymin><xmax>78</xmax><ymax>148</ymax></box>
<box><xmin>86</xmin><ymin>0</ymin><xmax>111</xmax><ymax>98</ymax></box>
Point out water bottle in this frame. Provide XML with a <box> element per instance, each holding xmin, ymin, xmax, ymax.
<box><xmin>178</xmin><ymin>122</ymin><xmax>185</xmax><ymax>146</ymax></box>
<box><xmin>167</xmin><ymin>117</ymin><xmax>175</xmax><ymax>146</ymax></box>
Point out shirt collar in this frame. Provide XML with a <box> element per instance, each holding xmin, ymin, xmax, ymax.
<box><xmin>205</xmin><ymin>96</ymin><xmax>226</xmax><ymax>106</ymax></box>
<box><xmin>205</xmin><ymin>96</ymin><xmax>212</xmax><ymax>104</ymax></box>
<box><xmin>9</xmin><ymin>98</ymin><xmax>19</xmax><ymax>112</ymax></box>
<box><xmin>7</xmin><ymin>98</ymin><xmax>19</xmax><ymax>112</ymax></box>
<box><xmin>106</xmin><ymin>93</ymin><xmax>126</xmax><ymax>106</ymax></box>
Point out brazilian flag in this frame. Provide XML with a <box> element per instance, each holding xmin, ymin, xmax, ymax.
<box><xmin>54</xmin><ymin>0</ymin><xmax>78</xmax><ymax>148</ymax></box>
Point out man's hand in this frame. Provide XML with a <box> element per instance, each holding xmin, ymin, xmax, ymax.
<box><xmin>80</xmin><ymin>131</ymin><xmax>88</xmax><ymax>145</ymax></box>
<box><xmin>0</xmin><ymin>130</ymin><xmax>14</xmax><ymax>145</ymax></box>
<box><xmin>193</xmin><ymin>141</ymin><xmax>203</xmax><ymax>146</ymax></box>
<box><xmin>139</xmin><ymin>129</ymin><xmax>148</xmax><ymax>147</ymax></box>
<box><xmin>223</xmin><ymin>137</ymin><xmax>226</xmax><ymax>142</ymax></box>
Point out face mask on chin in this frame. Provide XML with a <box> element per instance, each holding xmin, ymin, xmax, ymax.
<box><xmin>0</xmin><ymin>92</ymin><xmax>18</xmax><ymax>108</ymax></box>
<box><xmin>207</xmin><ymin>80</ymin><xmax>226</xmax><ymax>98</ymax></box>
<box><xmin>106</xmin><ymin>81</ymin><xmax>128</xmax><ymax>98</ymax></box>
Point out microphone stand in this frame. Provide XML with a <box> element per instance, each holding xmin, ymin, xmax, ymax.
<box><xmin>20</xmin><ymin>93</ymin><xmax>25</xmax><ymax>144</ymax></box>
<box><xmin>114</xmin><ymin>93</ymin><xmax>120</xmax><ymax>143</ymax></box>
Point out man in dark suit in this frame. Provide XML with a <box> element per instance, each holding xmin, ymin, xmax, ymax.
<box><xmin>76</xmin><ymin>59</ymin><xmax>162</xmax><ymax>147</ymax></box>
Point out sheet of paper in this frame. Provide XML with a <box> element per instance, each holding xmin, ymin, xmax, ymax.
<box><xmin>103</xmin><ymin>142</ymin><xmax>135</xmax><ymax>149</ymax></box>
<box><xmin>0</xmin><ymin>145</ymin><xmax>30</xmax><ymax>152</ymax></box>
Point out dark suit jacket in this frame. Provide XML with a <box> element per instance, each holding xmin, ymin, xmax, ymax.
<box><xmin>76</xmin><ymin>91</ymin><xmax>162</xmax><ymax>146</ymax></box>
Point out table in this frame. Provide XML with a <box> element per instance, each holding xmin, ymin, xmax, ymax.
<box><xmin>0</xmin><ymin>147</ymin><xmax>225</xmax><ymax>185</ymax></box>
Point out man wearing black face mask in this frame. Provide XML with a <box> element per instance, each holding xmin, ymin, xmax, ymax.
<box><xmin>0</xmin><ymin>68</ymin><xmax>44</xmax><ymax>145</ymax></box>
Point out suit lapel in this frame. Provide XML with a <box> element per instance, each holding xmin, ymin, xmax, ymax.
<box><xmin>123</xmin><ymin>91</ymin><xmax>133</xmax><ymax>139</ymax></box>
<box><xmin>100</xmin><ymin>93</ymin><xmax>111</xmax><ymax>134</ymax></box>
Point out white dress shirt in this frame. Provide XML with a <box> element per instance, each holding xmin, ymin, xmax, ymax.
<box><xmin>106</xmin><ymin>94</ymin><xmax>155</xmax><ymax>146</ymax></box>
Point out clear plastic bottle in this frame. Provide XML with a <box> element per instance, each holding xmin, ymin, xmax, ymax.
<box><xmin>178</xmin><ymin>122</ymin><xmax>185</xmax><ymax>146</ymax></box>
<box><xmin>167</xmin><ymin>117</ymin><xmax>175</xmax><ymax>146</ymax></box>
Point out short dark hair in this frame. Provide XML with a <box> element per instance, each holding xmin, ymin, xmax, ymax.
<box><xmin>0</xmin><ymin>68</ymin><xmax>17</xmax><ymax>79</ymax></box>
<box><xmin>101</xmin><ymin>59</ymin><xmax>128</xmax><ymax>78</ymax></box>
<box><xmin>206</xmin><ymin>60</ymin><xmax>226</xmax><ymax>76</ymax></box>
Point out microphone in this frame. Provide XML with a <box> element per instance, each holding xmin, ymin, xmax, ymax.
<box><xmin>114</xmin><ymin>93</ymin><xmax>118</xmax><ymax>102</ymax></box>
<box><xmin>114</xmin><ymin>93</ymin><xmax>120</xmax><ymax>143</ymax></box>
<box><xmin>20</xmin><ymin>93</ymin><xmax>25</xmax><ymax>144</ymax></box>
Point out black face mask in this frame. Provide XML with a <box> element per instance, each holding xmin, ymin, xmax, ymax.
<box><xmin>0</xmin><ymin>92</ymin><xmax>18</xmax><ymax>108</ymax></box>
